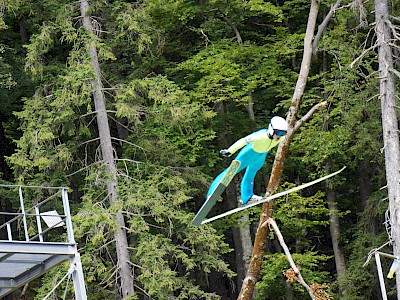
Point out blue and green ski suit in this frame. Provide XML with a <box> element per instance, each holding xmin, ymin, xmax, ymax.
<box><xmin>206</xmin><ymin>129</ymin><xmax>284</xmax><ymax>204</ymax></box>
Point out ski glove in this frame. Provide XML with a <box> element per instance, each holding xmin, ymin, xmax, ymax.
<box><xmin>220</xmin><ymin>149</ymin><xmax>232</xmax><ymax>157</ymax></box>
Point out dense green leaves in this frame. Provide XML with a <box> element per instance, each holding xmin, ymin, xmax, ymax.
<box><xmin>0</xmin><ymin>0</ymin><xmax>398</xmax><ymax>299</ymax></box>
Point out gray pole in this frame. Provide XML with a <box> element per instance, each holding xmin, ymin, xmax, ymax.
<box><xmin>375</xmin><ymin>252</ymin><xmax>388</xmax><ymax>300</ymax></box>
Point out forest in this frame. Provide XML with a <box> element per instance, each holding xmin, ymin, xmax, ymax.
<box><xmin>0</xmin><ymin>0</ymin><xmax>399</xmax><ymax>299</ymax></box>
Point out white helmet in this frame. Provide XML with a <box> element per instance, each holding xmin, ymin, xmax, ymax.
<box><xmin>267</xmin><ymin>116</ymin><xmax>288</xmax><ymax>138</ymax></box>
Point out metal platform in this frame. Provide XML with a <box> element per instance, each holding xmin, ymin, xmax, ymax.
<box><xmin>0</xmin><ymin>185</ymin><xmax>87</xmax><ymax>299</ymax></box>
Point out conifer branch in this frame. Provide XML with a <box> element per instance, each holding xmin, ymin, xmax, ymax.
<box><xmin>122</xmin><ymin>211</ymin><xmax>152</xmax><ymax>217</ymax></box>
<box><xmin>127</xmin><ymin>261</ymin><xmax>143</xmax><ymax>269</ymax></box>
<box><xmin>115</xmin><ymin>158</ymin><xmax>142</xmax><ymax>165</ymax></box>
<box><xmin>80</xmin><ymin>110</ymin><xmax>118</xmax><ymax>118</ymax></box>
<box><xmin>108</xmin><ymin>115</ymin><xmax>136</xmax><ymax>134</ymax></box>
<box><xmin>98</xmin><ymin>239</ymin><xmax>117</xmax><ymax>250</ymax></box>
<box><xmin>78</xmin><ymin>137</ymin><xmax>100</xmax><ymax>147</ymax></box>
<box><xmin>116</xmin><ymin>171</ymin><xmax>140</xmax><ymax>183</ymax></box>
<box><xmin>111</xmin><ymin>137</ymin><xmax>147</xmax><ymax>151</ymax></box>
<box><xmin>66</xmin><ymin>161</ymin><xmax>103</xmax><ymax>177</ymax></box>
<box><xmin>100</xmin><ymin>266</ymin><xmax>118</xmax><ymax>287</ymax></box>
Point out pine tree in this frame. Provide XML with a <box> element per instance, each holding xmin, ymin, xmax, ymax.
<box><xmin>7</xmin><ymin>1</ymin><xmax>236</xmax><ymax>298</ymax></box>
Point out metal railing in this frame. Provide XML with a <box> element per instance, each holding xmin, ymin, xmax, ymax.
<box><xmin>0</xmin><ymin>184</ymin><xmax>88</xmax><ymax>299</ymax></box>
<box><xmin>0</xmin><ymin>184</ymin><xmax>75</xmax><ymax>244</ymax></box>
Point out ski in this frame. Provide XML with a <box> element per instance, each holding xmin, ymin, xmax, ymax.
<box><xmin>201</xmin><ymin>166</ymin><xmax>346</xmax><ymax>225</ymax></box>
<box><xmin>191</xmin><ymin>160</ymin><xmax>241</xmax><ymax>226</ymax></box>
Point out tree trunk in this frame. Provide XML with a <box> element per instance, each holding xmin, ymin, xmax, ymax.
<box><xmin>0</xmin><ymin>113</ymin><xmax>13</xmax><ymax>181</ymax></box>
<box><xmin>326</xmin><ymin>177</ymin><xmax>347</xmax><ymax>295</ymax></box>
<box><xmin>230</xmin><ymin>93</ymin><xmax>257</xmax><ymax>291</ymax></box>
<box><xmin>19</xmin><ymin>16</ymin><xmax>28</xmax><ymax>44</ymax></box>
<box><xmin>80</xmin><ymin>0</ymin><xmax>134</xmax><ymax>298</ymax></box>
<box><xmin>226</xmin><ymin>178</ymin><xmax>253</xmax><ymax>293</ymax></box>
<box><xmin>374</xmin><ymin>0</ymin><xmax>400</xmax><ymax>297</ymax></box>
<box><xmin>322</xmin><ymin>51</ymin><xmax>347</xmax><ymax>295</ymax></box>
<box><xmin>219</xmin><ymin>95</ymin><xmax>254</xmax><ymax>293</ymax></box>
<box><xmin>237</xmin><ymin>1</ymin><xmax>321</xmax><ymax>298</ymax></box>
<box><xmin>358</xmin><ymin>164</ymin><xmax>373</xmax><ymax>211</ymax></box>
<box><xmin>246</xmin><ymin>92</ymin><xmax>257</xmax><ymax>132</ymax></box>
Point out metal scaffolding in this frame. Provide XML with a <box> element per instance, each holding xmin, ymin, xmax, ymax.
<box><xmin>364</xmin><ymin>241</ymin><xmax>397</xmax><ymax>300</ymax></box>
<box><xmin>0</xmin><ymin>184</ymin><xmax>87</xmax><ymax>299</ymax></box>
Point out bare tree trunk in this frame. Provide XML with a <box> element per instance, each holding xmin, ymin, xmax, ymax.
<box><xmin>80</xmin><ymin>0</ymin><xmax>134</xmax><ymax>298</ymax></box>
<box><xmin>226</xmin><ymin>178</ymin><xmax>253</xmax><ymax>293</ymax></box>
<box><xmin>221</xmin><ymin>93</ymin><xmax>254</xmax><ymax>293</ymax></box>
<box><xmin>233</xmin><ymin>92</ymin><xmax>256</xmax><ymax>290</ymax></box>
<box><xmin>19</xmin><ymin>16</ymin><xmax>28</xmax><ymax>44</ymax></box>
<box><xmin>325</xmin><ymin>175</ymin><xmax>347</xmax><ymax>295</ymax></box>
<box><xmin>374</xmin><ymin>0</ymin><xmax>400</xmax><ymax>297</ymax></box>
<box><xmin>237</xmin><ymin>1</ymin><xmax>321</xmax><ymax>298</ymax></box>
<box><xmin>358</xmin><ymin>164</ymin><xmax>373</xmax><ymax>211</ymax></box>
<box><xmin>246</xmin><ymin>92</ymin><xmax>257</xmax><ymax>132</ymax></box>
<box><xmin>321</xmin><ymin>50</ymin><xmax>347</xmax><ymax>295</ymax></box>
<box><xmin>20</xmin><ymin>283</ymin><xmax>29</xmax><ymax>300</ymax></box>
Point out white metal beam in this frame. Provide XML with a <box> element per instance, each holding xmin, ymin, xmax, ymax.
<box><xmin>0</xmin><ymin>241</ymin><xmax>77</xmax><ymax>255</ymax></box>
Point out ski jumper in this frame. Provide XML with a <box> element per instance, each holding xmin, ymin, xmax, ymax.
<box><xmin>207</xmin><ymin>129</ymin><xmax>284</xmax><ymax>204</ymax></box>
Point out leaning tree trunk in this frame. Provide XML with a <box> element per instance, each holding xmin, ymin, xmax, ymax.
<box><xmin>237</xmin><ymin>0</ymin><xmax>321</xmax><ymax>298</ymax></box>
<box><xmin>236</xmin><ymin>0</ymin><xmax>347</xmax><ymax>297</ymax></box>
<box><xmin>374</xmin><ymin>0</ymin><xmax>400</xmax><ymax>297</ymax></box>
<box><xmin>80</xmin><ymin>0</ymin><xmax>135</xmax><ymax>298</ymax></box>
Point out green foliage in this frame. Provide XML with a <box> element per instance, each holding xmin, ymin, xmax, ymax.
<box><xmin>256</xmin><ymin>252</ymin><xmax>332</xmax><ymax>299</ymax></box>
<box><xmin>0</xmin><ymin>0</ymin><xmax>19</xmax><ymax>88</ymax></box>
<box><xmin>5</xmin><ymin>1</ymin><xmax>233</xmax><ymax>298</ymax></box>
<box><xmin>1</xmin><ymin>0</ymin><xmax>397</xmax><ymax>298</ymax></box>
<box><xmin>172</xmin><ymin>40</ymin><xmax>294</xmax><ymax>106</ymax></box>
<box><xmin>70</xmin><ymin>74</ymin><xmax>233</xmax><ymax>298</ymax></box>
<box><xmin>116</xmin><ymin>75</ymin><xmax>217</xmax><ymax>165</ymax></box>
<box><xmin>274</xmin><ymin>185</ymin><xmax>330</xmax><ymax>240</ymax></box>
<box><xmin>33</xmin><ymin>262</ymin><xmax>72</xmax><ymax>300</ymax></box>
<box><xmin>114</xmin><ymin>75</ymin><xmax>234</xmax><ymax>297</ymax></box>
<box><xmin>343</xmin><ymin>190</ymin><xmax>390</xmax><ymax>299</ymax></box>
<box><xmin>252</xmin><ymin>186</ymin><xmax>332</xmax><ymax>299</ymax></box>
<box><xmin>244</xmin><ymin>0</ymin><xmax>283</xmax><ymax>18</ymax></box>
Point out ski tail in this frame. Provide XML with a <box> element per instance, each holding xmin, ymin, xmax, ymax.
<box><xmin>191</xmin><ymin>160</ymin><xmax>241</xmax><ymax>226</ymax></box>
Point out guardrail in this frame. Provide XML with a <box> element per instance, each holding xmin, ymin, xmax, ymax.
<box><xmin>0</xmin><ymin>184</ymin><xmax>87</xmax><ymax>299</ymax></box>
<box><xmin>0</xmin><ymin>184</ymin><xmax>75</xmax><ymax>244</ymax></box>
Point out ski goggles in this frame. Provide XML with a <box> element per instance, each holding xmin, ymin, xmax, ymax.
<box><xmin>274</xmin><ymin>129</ymin><xmax>287</xmax><ymax>137</ymax></box>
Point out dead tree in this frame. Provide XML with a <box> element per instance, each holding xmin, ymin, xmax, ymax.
<box><xmin>237</xmin><ymin>0</ymin><xmax>344</xmax><ymax>298</ymax></box>
<box><xmin>374</xmin><ymin>0</ymin><xmax>400</xmax><ymax>297</ymax></box>
<box><xmin>80</xmin><ymin>0</ymin><xmax>134</xmax><ymax>298</ymax></box>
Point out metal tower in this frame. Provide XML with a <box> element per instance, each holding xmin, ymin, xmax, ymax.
<box><xmin>0</xmin><ymin>184</ymin><xmax>87</xmax><ymax>299</ymax></box>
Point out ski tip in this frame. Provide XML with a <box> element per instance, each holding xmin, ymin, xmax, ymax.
<box><xmin>335</xmin><ymin>166</ymin><xmax>346</xmax><ymax>174</ymax></box>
